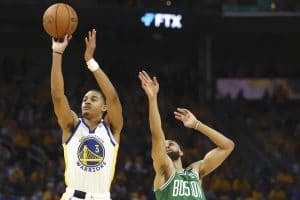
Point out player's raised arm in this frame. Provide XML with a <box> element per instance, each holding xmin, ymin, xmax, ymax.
<box><xmin>138</xmin><ymin>70</ymin><xmax>174</xmax><ymax>189</ymax></box>
<box><xmin>84</xmin><ymin>29</ymin><xmax>123</xmax><ymax>140</ymax></box>
<box><xmin>174</xmin><ymin>108</ymin><xmax>235</xmax><ymax>178</ymax></box>
<box><xmin>51</xmin><ymin>36</ymin><xmax>78</xmax><ymax>142</ymax></box>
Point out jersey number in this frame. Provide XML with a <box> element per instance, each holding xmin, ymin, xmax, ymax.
<box><xmin>95</xmin><ymin>145</ymin><xmax>99</xmax><ymax>153</ymax></box>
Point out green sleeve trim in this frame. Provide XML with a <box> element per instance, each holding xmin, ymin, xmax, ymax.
<box><xmin>191</xmin><ymin>169</ymin><xmax>200</xmax><ymax>179</ymax></box>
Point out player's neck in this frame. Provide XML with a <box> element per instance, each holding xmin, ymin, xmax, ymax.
<box><xmin>172</xmin><ymin>159</ymin><xmax>183</xmax><ymax>172</ymax></box>
<box><xmin>83</xmin><ymin>116</ymin><xmax>102</xmax><ymax>129</ymax></box>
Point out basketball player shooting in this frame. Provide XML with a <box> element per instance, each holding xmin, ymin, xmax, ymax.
<box><xmin>51</xmin><ymin>29</ymin><xmax>123</xmax><ymax>200</ymax></box>
<box><xmin>138</xmin><ymin>70</ymin><xmax>234</xmax><ymax>200</ymax></box>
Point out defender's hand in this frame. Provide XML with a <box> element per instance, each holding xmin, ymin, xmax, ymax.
<box><xmin>138</xmin><ymin>70</ymin><xmax>159</xmax><ymax>99</ymax></box>
<box><xmin>84</xmin><ymin>29</ymin><xmax>96</xmax><ymax>62</ymax></box>
<box><xmin>174</xmin><ymin>108</ymin><xmax>198</xmax><ymax>129</ymax></box>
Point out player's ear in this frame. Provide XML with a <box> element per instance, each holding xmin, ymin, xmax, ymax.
<box><xmin>101</xmin><ymin>104</ymin><xmax>107</xmax><ymax>112</ymax></box>
<box><xmin>180</xmin><ymin>149</ymin><xmax>184</xmax><ymax>157</ymax></box>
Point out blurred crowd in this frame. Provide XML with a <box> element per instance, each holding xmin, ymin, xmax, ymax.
<box><xmin>0</xmin><ymin>0</ymin><xmax>218</xmax><ymax>10</ymax></box>
<box><xmin>0</xmin><ymin>0</ymin><xmax>299</xmax><ymax>11</ymax></box>
<box><xmin>223</xmin><ymin>0</ymin><xmax>300</xmax><ymax>11</ymax></box>
<box><xmin>0</xmin><ymin>0</ymin><xmax>299</xmax><ymax>196</ymax></box>
<box><xmin>0</xmin><ymin>41</ymin><xmax>299</xmax><ymax>200</ymax></box>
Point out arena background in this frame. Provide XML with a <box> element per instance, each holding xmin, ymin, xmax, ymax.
<box><xmin>0</xmin><ymin>0</ymin><xmax>299</xmax><ymax>199</ymax></box>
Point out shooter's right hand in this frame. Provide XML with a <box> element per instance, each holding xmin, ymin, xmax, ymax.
<box><xmin>52</xmin><ymin>35</ymin><xmax>72</xmax><ymax>54</ymax></box>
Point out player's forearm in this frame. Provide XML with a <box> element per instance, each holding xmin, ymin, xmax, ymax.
<box><xmin>93</xmin><ymin>68</ymin><xmax>119</xmax><ymax>101</ymax></box>
<box><xmin>196</xmin><ymin>123</ymin><xmax>234</xmax><ymax>150</ymax></box>
<box><xmin>51</xmin><ymin>53</ymin><xmax>65</xmax><ymax>98</ymax></box>
<box><xmin>149</xmin><ymin>98</ymin><xmax>167</xmax><ymax>162</ymax></box>
<box><xmin>148</xmin><ymin>97</ymin><xmax>165</xmax><ymax>140</ymax></box>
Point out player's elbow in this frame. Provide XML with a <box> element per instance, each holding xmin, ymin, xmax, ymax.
<box><xmin>51</xmin><ymin>90</ymin><xmax>66</xmax><ymax>102</ymax></box>
<box><xmin>227</xmin><ymin>139</ymin><xmax>235</xmax><ymax>152</ymax></box>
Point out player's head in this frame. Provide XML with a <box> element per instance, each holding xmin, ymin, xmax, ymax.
<box><xmin>81</xmin><ymin>89</ymin><xmax>107</xmax><ymax>119</ymax></box>
<box><xmin>166</xmin><ymin>140</ymin><xmax>183</xmax><ymax>161</ymax></box>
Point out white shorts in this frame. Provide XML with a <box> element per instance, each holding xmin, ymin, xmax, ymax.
<box><xmin>61</xmin><ymin>187</ymin><xmax>111</xmax><ymax>200</ymax></box>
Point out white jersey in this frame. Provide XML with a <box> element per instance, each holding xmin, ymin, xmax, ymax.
<box><xmin>62</xmin><ymin>118</ymin><xmax>119</xmax><ymax>194</ymax></box>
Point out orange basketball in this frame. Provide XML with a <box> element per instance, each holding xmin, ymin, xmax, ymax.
<box><xmin>43</xmin><ymin>3</ymin><xmax>78</xmax><ymax>38</ymax></box>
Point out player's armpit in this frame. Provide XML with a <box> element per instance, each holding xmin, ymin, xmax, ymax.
<box><xmin>152</xmin><ymin>145</ymin><xmax>174</xmax><ymax>190</ymax></box>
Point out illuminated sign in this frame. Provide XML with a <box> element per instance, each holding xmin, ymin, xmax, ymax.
<box><xmin>141</xmin><ymin>12</ymin><xmax>182</xmax><ymax>29</ymax></box>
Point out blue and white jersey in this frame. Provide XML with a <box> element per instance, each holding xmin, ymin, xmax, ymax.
<box><xmin>62</xmin><ymin>118</ymin><xmax>118</xmax><ymax>193</ymax></box>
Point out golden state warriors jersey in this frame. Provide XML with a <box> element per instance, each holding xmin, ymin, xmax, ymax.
<box><xmin>62</xmin><ymin>118</ymin><xmax>119</xmax><ymax>193</ymax></box>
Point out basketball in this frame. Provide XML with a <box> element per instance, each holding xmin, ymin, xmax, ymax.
<box><xmin>43</xmin><ymin>3</ymin><xmax>78</xmax><ymax>38</ymax></box>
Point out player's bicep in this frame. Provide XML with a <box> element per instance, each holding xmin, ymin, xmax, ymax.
<box><xmin>107</xmin><ymin>95</ymin><xmax>123</xmax><ymax>134</ymax></box>
<box><xmin>52</xmin><ymin>95</ymin><xmax>75</xmax><ymax>130</ymax></box>
<box><xmin>151</xmin><ymin>131</ymin><xmax>173</xmax><ymax>176</ymax></box>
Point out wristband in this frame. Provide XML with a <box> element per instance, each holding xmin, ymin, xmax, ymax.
<box><xmin>53</xmin><ymin>51</ymin><xmax>63</xmax><ymax>55</ymax></box>
<box><xmin>194</xmin><ymin>120</ymin><xmax>201</xmax><ymax>130</ymax></box>
<box><xmin>86</xmin><ymin>58</ymin><xmax>100</xmax><ymax>72</ymax></box>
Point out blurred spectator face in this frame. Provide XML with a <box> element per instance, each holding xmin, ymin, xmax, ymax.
<box><xmin>0</xmin><ymin>143</ymin><xmax>11</xmax><ymax>161</ymax></box>
<box><xmin>81</xmin><ymin>90</ymin><xmax>106</xmax><ymax>119</ymax></box>
<box><xmin>130</xmin><ymin>192</ymin><xmax>146</xmax><ymax>200</ymax></box>
<box><xmin>9</xmin><ymin>168</ymin><xmax>24</xmax><ymax>183</ymax></box>
<box><xmin>130</xmin><ymin>192</ymin><xmax>139</xmax><ymax>200</ymax></box>
<box><xmin>166</xmin><ymin>140</ymin><xmax>183</xmax><ymax>161</ymax></box>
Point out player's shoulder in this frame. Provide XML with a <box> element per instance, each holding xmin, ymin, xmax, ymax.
<box><xmin>189</xmin><ymin>159</ymin><xmax>204</xmax><ymax>169</ymax></box>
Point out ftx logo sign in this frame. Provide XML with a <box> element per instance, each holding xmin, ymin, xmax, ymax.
<box><xmin>141</xmin><ymin>12</ymin><xmax>182</xmax><ymax>29</ymax></box>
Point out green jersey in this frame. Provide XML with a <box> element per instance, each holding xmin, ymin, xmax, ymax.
<box><xmin>154</xmin><ymin>168</ymin><xmax>206</xmax><ymax>200</ymax></box>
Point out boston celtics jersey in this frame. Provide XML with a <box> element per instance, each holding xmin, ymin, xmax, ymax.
<box><xmin>62</xmin><ymin>118</ymin><xmax>118</xmax><ymax>194</ymax></box>
<box><xmin>155</xmin><ymin>168</ymin><xmax>206</xmax><ymax>200</ymax></box>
